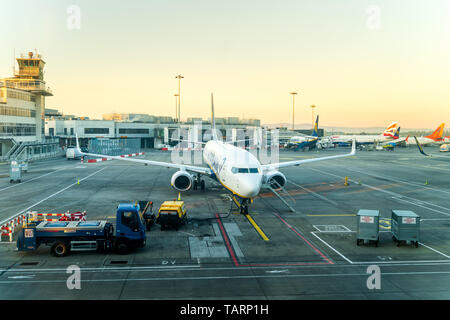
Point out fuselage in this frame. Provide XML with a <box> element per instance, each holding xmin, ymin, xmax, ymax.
<box><xmin>406</xmin><ymin>136</ymin><xmax>440</xmax><ymax>146</ymax></box>
<box><xmin>330</xmin><ymin>134</ymin><xmax>396</xmax><ymax>144</ymax></box>
<box><xmin>203</xmin><ymin>140</ymin><xmax>263</xmax><ymax>199</ymax></box>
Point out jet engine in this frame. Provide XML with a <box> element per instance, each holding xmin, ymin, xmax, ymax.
<box><xmin>171</xmin><ymin>171</ymin><xmax>194</xmax><ymax>191</ymax></box>
<box><xmin>264</xmin><ymin>171</ymin><xmax>287</xmax><ymax>190</ymax></box>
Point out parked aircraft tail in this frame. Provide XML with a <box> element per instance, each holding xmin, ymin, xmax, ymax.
<box><xmin>382</xmin><ymin>122</ymin><xmax>399</xmax><ymax>138</ymax></box>
<box><xmin>311</xmin><ymin>115</ymin><xmax>319</xmax><ymax>137</ymax></box>
<box><xmin>425</xmin><ymin>123</ymin><xmax>445</xmax><ymax>141</ymax></box>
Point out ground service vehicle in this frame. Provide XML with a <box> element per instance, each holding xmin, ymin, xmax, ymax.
<box><xmin>156</xmin><ymin>200</ymin><xmax>187</xmax><ymax>230</ymax></box>
<box><xmin>17</xmin><ymin>203</ymin><xmax>147</xmax><ymax>257</ymax></box>
<box><xmin>66</xmin><ymin>146</ymin><xmax>88</xmax><ymax>160</ymax></box>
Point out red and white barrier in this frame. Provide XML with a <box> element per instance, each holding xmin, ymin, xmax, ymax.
<box><xmin>29</xmin><ymin>211</ymin><xmax>87</xmax><ymax>222</ymax></box>
<box><xmin>0</xmin><ymin>213</ymin><xmax>28</xmax><ymax>242</ymax></box>
<box><xmin>0</xmin><ymin>211</ymin><xmax>87</xmax><ymax>242</ymax></box>
<box><xmin>84</xmin><ymin>152</ymin><xmax>145</xmax><ymax>163</ymax></box>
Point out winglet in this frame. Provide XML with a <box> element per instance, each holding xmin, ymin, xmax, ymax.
<box><xmin>75</xmin><ymin>133</ymin><xmax>82</xmax><ymax>154</ymax></box>
<box><xmin>350</xmin><ymin>139</ymin><xmax>356</xmax><ymax>155</ymax></box>
<box><xmin>211</xmin><ymin>93</ymin><xmax>218</xmax><ymax>141</ymax></box>
<box><xmin>414</xmin><ymin>136</ymin><xmax>429</xmax><ymax>156</ymax></box>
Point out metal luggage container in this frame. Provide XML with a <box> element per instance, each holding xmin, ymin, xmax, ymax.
<box><xmin>9</xmin><ymin>161</ymin><xmax>22</xmax><ymax>183</ymax></box>
<box><xmin>391</xmin><ymin>210</ymin><xmax>420</xmax><ymax>247</ymax></box>
<box><xmin>356</xmin><ymin>209</ymin><xmax>380</xmax><ymax>246</ymax></box>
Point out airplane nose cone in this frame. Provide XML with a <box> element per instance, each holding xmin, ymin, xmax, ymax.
<box><xmin>240</xmin><ymin>175</ymin><xmax>262</xmax><ymax>198</ymax></box>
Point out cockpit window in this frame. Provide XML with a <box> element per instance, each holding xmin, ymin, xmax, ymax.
<box><xmin>231</xmin><ymin>167</ymin><xmax>259</xmax><ymax>174</ymax></box>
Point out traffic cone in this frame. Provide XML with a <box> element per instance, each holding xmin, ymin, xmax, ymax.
<box><xmin>344</xmin><ymin>176</ymin><xmax>349</xmax><ymax>186</ymax></box>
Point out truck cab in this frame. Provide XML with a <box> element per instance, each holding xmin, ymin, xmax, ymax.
<box><xmin>115</xmin><ymin>203</ymin><xmax>147</xmax><ymax>253</ymax></box>
<box><xmin>156</xmin><ymin>201</ymin><xmax>187</xmax><ymax>230</ymax></box>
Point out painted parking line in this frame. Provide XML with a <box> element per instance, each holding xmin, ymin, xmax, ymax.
<box><xmin>215</xmin><ymin>213</ymin><xmax>331</xmax><ymax>267</ymax></box>
<box><xmin>310</xmin><ymin>168</ymin><xmax>450</xmax><ymax>217</ymax></box>
<box><xmin>245</xmin><ymin>214</ymin><xmax>270</xmax><ymax>241</ymax></box>
<box><xmin>0</xmin><ymin>167</ymin><xmax>107</xmax><ymax>226</ymax></box>
<box><xmin>310</xmin><ymin>231</ymin><xmax>450</xmax><ymax>265</ymax></box>
<box><xmin>0</xmin><ymin>167</ymin><xmax>66</xmax><ymax>193</ymax></box>
<box><xmin>272</xmin><ymin>212</ymin><xmax>334</xmax><ymax>265</ymax></box>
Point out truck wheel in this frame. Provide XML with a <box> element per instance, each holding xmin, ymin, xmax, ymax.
<box><xmin>51</xmin><ymin>241</ymin><xmax>70</xmax><ymax>257</ymax></box>
<box><xmin>116</xmin><ymin>241</ymin><xmax>129</xmax><ymax>255</ymax></box>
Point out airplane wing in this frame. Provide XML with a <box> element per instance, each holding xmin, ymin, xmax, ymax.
<box><xmin>261</xmin><ymin>140</ymin><xmax>356</xmax><ymax>171</ymax></box>
<box><xmin>380</xmin><ymin>135</ymin><xmax>409</xmax><ymax>147</ymax></box>
<box><xmin>414</xmin><ymin>136</ymin><xmax>430</xmax><ymax>156</ymax></box>
<box><xmin>76</xmin><ymin>135</ymin><xmax>212</xmax><ymax>176</ymax></box>
<box><xmin>413</xmin><ymin>136</ymin><xmax>450</xmax><ymax>159</ymax></box>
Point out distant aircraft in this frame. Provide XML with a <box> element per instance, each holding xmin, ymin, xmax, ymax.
<box><xmin>288</xmin><ymin>115</ymin><xmax>320</xmax><ymax>151</ymax></box>
<box><xmin>76</xmin><ymin>94</ymin><xmax>356</xmax><ymax>214</ymax></box>
<box><xmin>414</xmin><ymin>136</ymin><xmax>450</xmax><ymax>159</ymax></box>
<box><xmin>406</xmin><ymin>123</ymin><xmax>445</xmax><ymax>146</ymax></box>
<box><xmin>330</xmin><ymin>122</ymin><xmax>400</xmax><ymax>146</ymax></box>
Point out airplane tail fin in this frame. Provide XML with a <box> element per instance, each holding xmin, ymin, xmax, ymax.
<box><xmin>393</xmin><ymin>127</ymin><xmax>400</xmax><ymax>139</ymax></box>
<box><xmin>311</xmin><ymin>115</ymin><xmax>319</xmax><ymax>137</ymax></box>
<box><xmin>425</xmin><ymin>123</ymin><xmax>445</xmax><ymax>141</ymax></box>
<box><xmin>211</xmin><ymin>93</ymin><xmax>218</xmax><ymax>141</ymax></box>
<box><xmin>382</xmin><ymin>122</ymin><xmax>399</xmax><ymax>138</ymax></box>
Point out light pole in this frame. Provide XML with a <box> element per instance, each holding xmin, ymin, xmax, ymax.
<box><xmin>175</xmin><ymin>74</ymin><xmax>184</xmax><ymax>123</ymax></box>
<box><xmin>174</xmin><ymin>94</ymin><xmax>179</xmax><ymax>122</ymax></box>
<box><xmin>290</xmin><ymin>92</ymin><xmax>298</xmax><ymax>130</ymax></box>
<box><xmin>310</xmin><ymin>105</ymin><xmax>316</xmax><ymax>128</ymax></box>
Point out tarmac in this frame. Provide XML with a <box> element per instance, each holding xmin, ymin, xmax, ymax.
<box><xmin>0</xmin><ymin>146</ymin><xmax>449</xmax><ymax>299</ymax></box>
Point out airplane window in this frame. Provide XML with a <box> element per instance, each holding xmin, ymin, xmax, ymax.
<box><xmin>238</xmin><ymin>168</ymin><xmax>249</xmax><ymax>173</ymax></box>
<box><xmin>231</xmin><ymin>167</ymin><xmax>238</xmax><ymax>174</ymax></box>
<box><xmin>249</xmin><ymin>168</ymin><xmax>259</xmax><ymax>173</ymax></box>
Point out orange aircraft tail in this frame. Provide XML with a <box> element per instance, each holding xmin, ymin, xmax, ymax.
<box><xmin>425</xmin><ymin>123</ymin><xmax>445</xmax><ymax>141</ymax></box>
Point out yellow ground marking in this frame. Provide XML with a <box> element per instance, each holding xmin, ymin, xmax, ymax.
<box><xmin>245</xmin><ymin>214</ymin><xmax>270</xmax><ymax>241</ymax></box>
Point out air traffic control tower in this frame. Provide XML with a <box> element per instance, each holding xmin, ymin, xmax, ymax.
<box><xmin>1</xmin><ymin>51</ymin><xmax>53</xmax><ymax>142</ymax></box>
<box><xmin>0</xmin><ymin>51</ymin><xmax>55</xmax><ymax>159</ymax></box>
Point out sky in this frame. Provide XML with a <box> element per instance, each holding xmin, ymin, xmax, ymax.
<box><xmin>1</xmin><ymin>0</ymin><xmax>449</xmax><ymax>129</ymax></box>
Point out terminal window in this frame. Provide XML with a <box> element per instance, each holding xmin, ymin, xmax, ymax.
<box><xmin>85</xmin><ymin>128</ymin><xmax>109</xmax><ymax>134</ymax></box>
<box><xmin>118</xmin><ymin>128</ymin><xmax>149</xmax><ymax>134</ymax></box>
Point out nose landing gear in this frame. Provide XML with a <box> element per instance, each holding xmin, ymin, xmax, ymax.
<box><xmin>239</xmin><ymin>199</ymin><xmax>249</xmax><ymax>214</ymax></box>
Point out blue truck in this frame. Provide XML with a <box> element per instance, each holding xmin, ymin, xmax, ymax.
<box><xmin>17</xmin><ymin>203</ymin><xmax>149</xmax><ymax>257</ymax></box>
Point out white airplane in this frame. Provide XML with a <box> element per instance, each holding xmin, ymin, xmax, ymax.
<box><xmin>76</xmin><ymin>94</ymin><xmax>356</xmax><ymax>214</ymax></box>
<box><xmin>330</xmin><ymin>122</ymin><xmax>400</xmax><ymax>146</ymax></box>
<box><xmin>405</xmin><ymin>123</ymin><xmax>445</xmax><ymax>146</ymax></box>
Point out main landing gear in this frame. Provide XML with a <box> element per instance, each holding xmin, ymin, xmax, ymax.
<box><xmin>193</xmin><ymin>175</ymin><xmax>205</xmax><ymax>190</ymax></box>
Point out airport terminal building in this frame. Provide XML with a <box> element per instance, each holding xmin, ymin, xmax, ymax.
<box><xmin>45</xmin><ymin>116</ymin><xmax>262</xmax><ymax>150</ymax></box>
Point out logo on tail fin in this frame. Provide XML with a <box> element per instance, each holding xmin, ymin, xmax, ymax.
<box><xmin>425</xmin><ymin>123</ymin><xmax>445</xmax><ymax>141</ymax></box>
<box><xmin>312</xmin><ymin>115</ymin><xmax>319</xmax><ymax>137</ymax></box>
<box><xmin>383</xmin><ymin>122</ymin><xmax>399</xmax><ymax>137</ymax></box>
<box><xmin>393</xmin><ymin>127</ymin><xmax>400</xmax><ymax>139</ymax></box>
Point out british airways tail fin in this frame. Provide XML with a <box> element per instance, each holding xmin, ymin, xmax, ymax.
<box><xmin>311</xmin><ymin>115</ymin><xmax>319</xmax><ymax>137</ymax></box>
<box><xmin>394</xmin><ymin>127</ymin><xmax>401</xmax><ymax>139</ymax></box>
<box><xmin>382</xmin><ymin>122</ymin><xmax>399</xmax><ymax>138</ymax></box>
